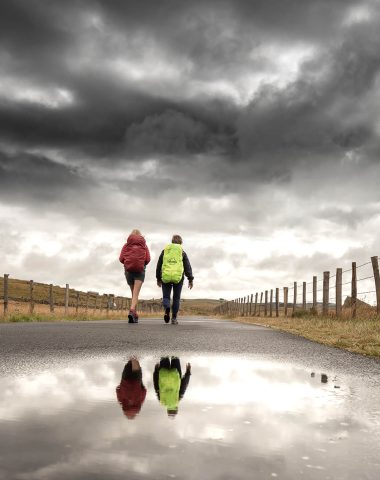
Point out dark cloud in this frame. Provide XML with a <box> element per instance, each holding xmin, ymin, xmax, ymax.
<box><xmin>0</xmin><ymin>150</ymin><xmax>86</xmax><ymax>203</ymax></box>
<box><xmin>125</xmin><ymin>109</ymin><xmax>234</xmax><ymax>156</ymax></box>
<box><xmin>238</xmin><ymin>22</ymin><xmax>380</xmax><ymax>171</ymax></box>
<box><xmin>1</xmin><ymin>0</ymin><xmax>376</xmax><ymax>166</ymax></box>
<box><xmin>1</xmin><ymin>0</ymin><xmax>380</xmax><ymax>297</ymax></box>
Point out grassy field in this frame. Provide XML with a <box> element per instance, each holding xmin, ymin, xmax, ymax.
<box><xmin>227</xmin><ymin>311</ymin><xmax>380</xmax><ymax>358</ymax></box>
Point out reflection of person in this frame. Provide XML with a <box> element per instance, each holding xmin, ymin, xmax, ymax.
<box><xmin>153</xmin><ymin>357</ymin><xmax>191</xmax><ymax>416</ymax></box>
<box><xmin>156</xmin><ymin>235</ymin><xmax>193</xmax><ymax>325</ymax></box>
<box><xmin>116</xmin><ymin>357</ymin><xmax>146</xmax><ymax>419</ymax></box>
<box><xmin>119</xmin><ymin>229</ymin><xmax>151</xmax><ymax>323</ymax></box>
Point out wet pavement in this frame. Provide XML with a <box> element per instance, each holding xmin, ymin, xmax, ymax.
<box><xmin>1</xmin><ymin>317</ymin><xmax>380</xmax><ymax>479</ymax></box>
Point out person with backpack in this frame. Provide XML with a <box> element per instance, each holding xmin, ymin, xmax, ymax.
<box><xmin>119</xmin><ymin>229</ymin><xmax>150</xmax><ymax>323</ymax></box>
<box><xmin>156</xmin><ymin>234</ymin><xmax>193</xmax><ymax>325</ymax></box>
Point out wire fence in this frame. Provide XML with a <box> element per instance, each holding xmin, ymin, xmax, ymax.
<box><xmin>0</xmin><ymin>275</ymin><xmax>163</xmax><ymax>318</ymax></box>
<box><xmin>215</xmin><ymin>255</ymin><xmax>380</xmax><ymax>319</ymax></box>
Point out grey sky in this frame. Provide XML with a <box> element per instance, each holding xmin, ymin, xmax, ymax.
<box><xmin>1</xmin><ymin>0</ymin><xmax>379</xmax><ymax>301</ymax></box>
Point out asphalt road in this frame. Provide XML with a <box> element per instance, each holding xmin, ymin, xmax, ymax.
<box><xmin>1</xmin><ymin>316</ymin><xmax>379</xmax><ymax>382</ymax></box>
<box><xmin>1</xmin><ymin>316</ymin><xmax>380</xmax><ymax>480</ymax></box>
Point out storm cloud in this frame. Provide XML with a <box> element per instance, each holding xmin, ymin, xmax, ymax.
<box><xmin>1</xmin><ymin>0</ymin><xmax>380</xmax><ymax>300</ymax></box>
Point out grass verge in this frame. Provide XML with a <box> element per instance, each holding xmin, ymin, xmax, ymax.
<box><xmin>227</xmin><ymin>313</ymin><xmax>380</xmax><ymax>358</ymax></box>
<box><xmin>0</xmin><ymin>312</ymin><xmax>132</xmax><ymax>323</ymax></box>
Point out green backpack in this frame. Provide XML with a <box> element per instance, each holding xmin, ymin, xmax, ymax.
<box><xmin>161</xmin><ymin>243</ymin><xmax>184</xmax><ymax>284</ymax></box>
<box><xmin>159</xmin><ymin>368</ymin><xmax>181</xmax><ymax>410</ymax></box>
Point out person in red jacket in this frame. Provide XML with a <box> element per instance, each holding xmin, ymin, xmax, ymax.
<box><xmin>116</xmin><ymin>357</ymin><xmax>147</xmax><ymax>419</ymax></box>
<box><xmin>119</xmin><ymin>229</ymin><xmax>150</xmax><ymax>323</ymax></box>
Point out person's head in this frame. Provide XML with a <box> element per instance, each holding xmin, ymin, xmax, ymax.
<box><xmin>172</xmin><ymin>234</ymin><xmax>182</xmax><ymax>245</ymax></box>
<box><xmin>131</xmin><ymin>229</ymin><xmax>142</xmax><ymax>236</ymax></box>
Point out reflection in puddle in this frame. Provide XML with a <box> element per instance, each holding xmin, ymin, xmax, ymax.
<box><xmin>153</xmin><ymin>357</ymin><xmax>191</xmax><ymax>417</ymax></box>
<box><xmin>116</xmin><ymin>357</ymin><xmax>146</xmax><ymax>419</ymax></box>
<box><xmin>0</xmin><ymin>355</ymin><xmax>379</xmax><ymax>479</ymax></box>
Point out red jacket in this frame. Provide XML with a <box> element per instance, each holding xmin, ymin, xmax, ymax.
<box><xmin>119</xmin><ymin>234</ymin><xmax>150</xmax><ymax>273</ymax></box>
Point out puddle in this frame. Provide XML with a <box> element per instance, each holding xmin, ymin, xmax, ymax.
<box><xmin>0</xmin><ymin>355</ymin><xmax>379</xmax><ymax>480</ymax></box>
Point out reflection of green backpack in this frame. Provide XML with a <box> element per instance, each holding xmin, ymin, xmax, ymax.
<box><xmin>159</xmin><ymin>368</ymin><xmax>180</xmax><ymax>410</ymax></box>
<box><xmin>162</xmin><ymin>243</ymin><xmax>184</xmax><ymax>284</ymax></box>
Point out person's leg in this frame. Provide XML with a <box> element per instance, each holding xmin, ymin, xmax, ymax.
<box><xmin>130</xmin><ymin>280</ymin><xmax>143</xmax><ymax>311</ymax></box>
<box><xmin>121</xmin><ymin>360</ymin><xmax>133</xmax><ymax>380</ymax></box>
<box><xmin>171</xmin><ymin>280</ymin><xmax>184</xmax><ymax>320</ymax></box>
<box><xmin>125</xmin><ymin>272</ymin><xmax>134</xmax><ymax>297</ymax></box>
<box><xmin>160</xmin><ymin>357</ymin><xmax>171</xmax><ymax>369</ymax></box>
<box><xmin>170</xmin><ymin>357</ymin><xmax>182</xmax><ymax>377</ymax></box>
<box><xmin>162</xmin><ymin>282</ymin><xmax>172</xmax><ymax>311</ymax></box>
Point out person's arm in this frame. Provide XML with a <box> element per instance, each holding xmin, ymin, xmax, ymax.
<box><xmin>140</xmin><ymin>386</ymin><xmax>147</xmax><ymax>403</ymax></box>
<box><xmin>153</xmin><ymin>364</ymin><xmax>160</xmax><ymax>399</ymax></box>
<box><xmin>156</xmin><ymin>251</ymin><xmax>164</xmax><ymax>285</ymax></box>
<box><xmin>119</xmin><ymin>244</ymin><xmax>127</xmax><ymax>264</ymax></box>
<box><xmin>179</xmin><ymin>363</ymin><xmax>191</xmax><ymax>400</ymax></box>
<box><xmin>183</xmin><ymin>252</ymin><xmax>194</xmax><ymax>287</ymax></box>
<box><xmin>145</xmin><ymin>245</ymin><xmax>151</xmax><ymax>265</ymax></box>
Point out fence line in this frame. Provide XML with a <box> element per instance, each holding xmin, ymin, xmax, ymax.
<box><xmin>1</xmin><ymin>275</ymin><xmax>163</xmax><ymax>317</ymax></box>
<box><xmin>215</xmin><ymin>255</ymin><xmax>380</xmax><ymax>319</ymax></box>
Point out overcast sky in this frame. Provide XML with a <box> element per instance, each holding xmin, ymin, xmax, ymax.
<box><xmin>1</xmin><ymin>0</ymin><xmax>380</xmax><ymax>301</ymax></box>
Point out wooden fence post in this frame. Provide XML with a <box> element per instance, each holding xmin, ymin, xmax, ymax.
<box><xmin>269</xmin><ymin>289</ymin><xmax>273</xmax><ymax>317</ymax></box>
<box><xmin>242</xmin><ymin>296</ymin><xmax>246</xmax><ymax>317</ymax></box>
<box><xmin>313</xmin><ymin>276</ymin><xmax>317</xmax><ymax>312</ymax></box>
<box><xmin>85</xmin><ymin>292</ymin><xmax>89</xmax><ymax>313</ymax></box>
<box><xmin>336</xmin><ymin>268</ymin><xmax>342</xmax><ymax>316</ymax></box>
<box><xmin>64</xmin><ymin>284</ymin><xmax>69</xmax><ymax>315</ymax></box>
<box><xmin>259</xmin><ymin>292</ymin><xmax>263</xmax><ymax>316</ymax></box>
<box><xmin>351</xmin><ymin>262</ymin><xmax>357</xmax><ymax>318</ymax></box>
<box><xmin>4</xmin><ymin>274</ymin><xmax>9</xmax><ymax>316</ymax></box>
<box><xmin>284</xmin><ymin>287</ymin><xmax>288</xmax><ymax>316</ymax></box>
<box><xmin>249</xmin><ymin>294</ymin><xmax>253</xmax><ymax>316</ymax></box>
<box><xmin>29</xmin><ymin>280</ymin><xmax>34</xmax><ymax>314</ymax></box>
<box><xmin>49</xmin><ymin>284</ymin><xmax>54</xmax><ymax>313</ymax></box>
<box><xmin>275</xmin><ymin>288</ymin><xmax>279</xmax><ymax>317</ymax></box>
<box><xmin>254</xmin><ymin>293</ymin><xmax>258</xmax><ymax>315</ymax></box>
<box><xmin>76</xmin><ymin>292</ymin><xmax>80</xmax><ymax>314</ymax></box>
<box><xmin>293</xmin><ymin>282</ymin><xmax>297</xmax><ymax>314</ymax></box>
<box><xmin>371</xmin><ymin>256</ymin><xmax>380</xmax><ymax>315</ymax></box>
<box><xmin>302</xmin><ymin>282</ymin><xmax>306</xmax><ymax>310</ymax></box>
<box><xmin>322</xmin><ymin>272</ymin><xmax>329</xmax><ymax>315</ymax></box>
<box><xmin>264</xmin><ymin>290</ymin><xmax>268</xmax><ymax>316</ymax></box>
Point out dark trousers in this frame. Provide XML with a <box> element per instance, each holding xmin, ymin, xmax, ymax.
<box><xmin>162</xmin><ymin>279</ymin><xmax>184</xmax><ymax>317</ymax></box>
<box><xmin>159</xmin><ymin>357</ymin><xmax>182</xmax><ymax>377</ymax></box>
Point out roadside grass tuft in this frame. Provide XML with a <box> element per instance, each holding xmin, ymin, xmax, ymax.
<box><xmin>228</xmin><ymin>313</ymin><xmax>380</xmax><ymax>358</ymax></box>
<box><xmin>2</xmin><ymin>312</ymin><xmax>128</xmax><ymax>323</ymax></box>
